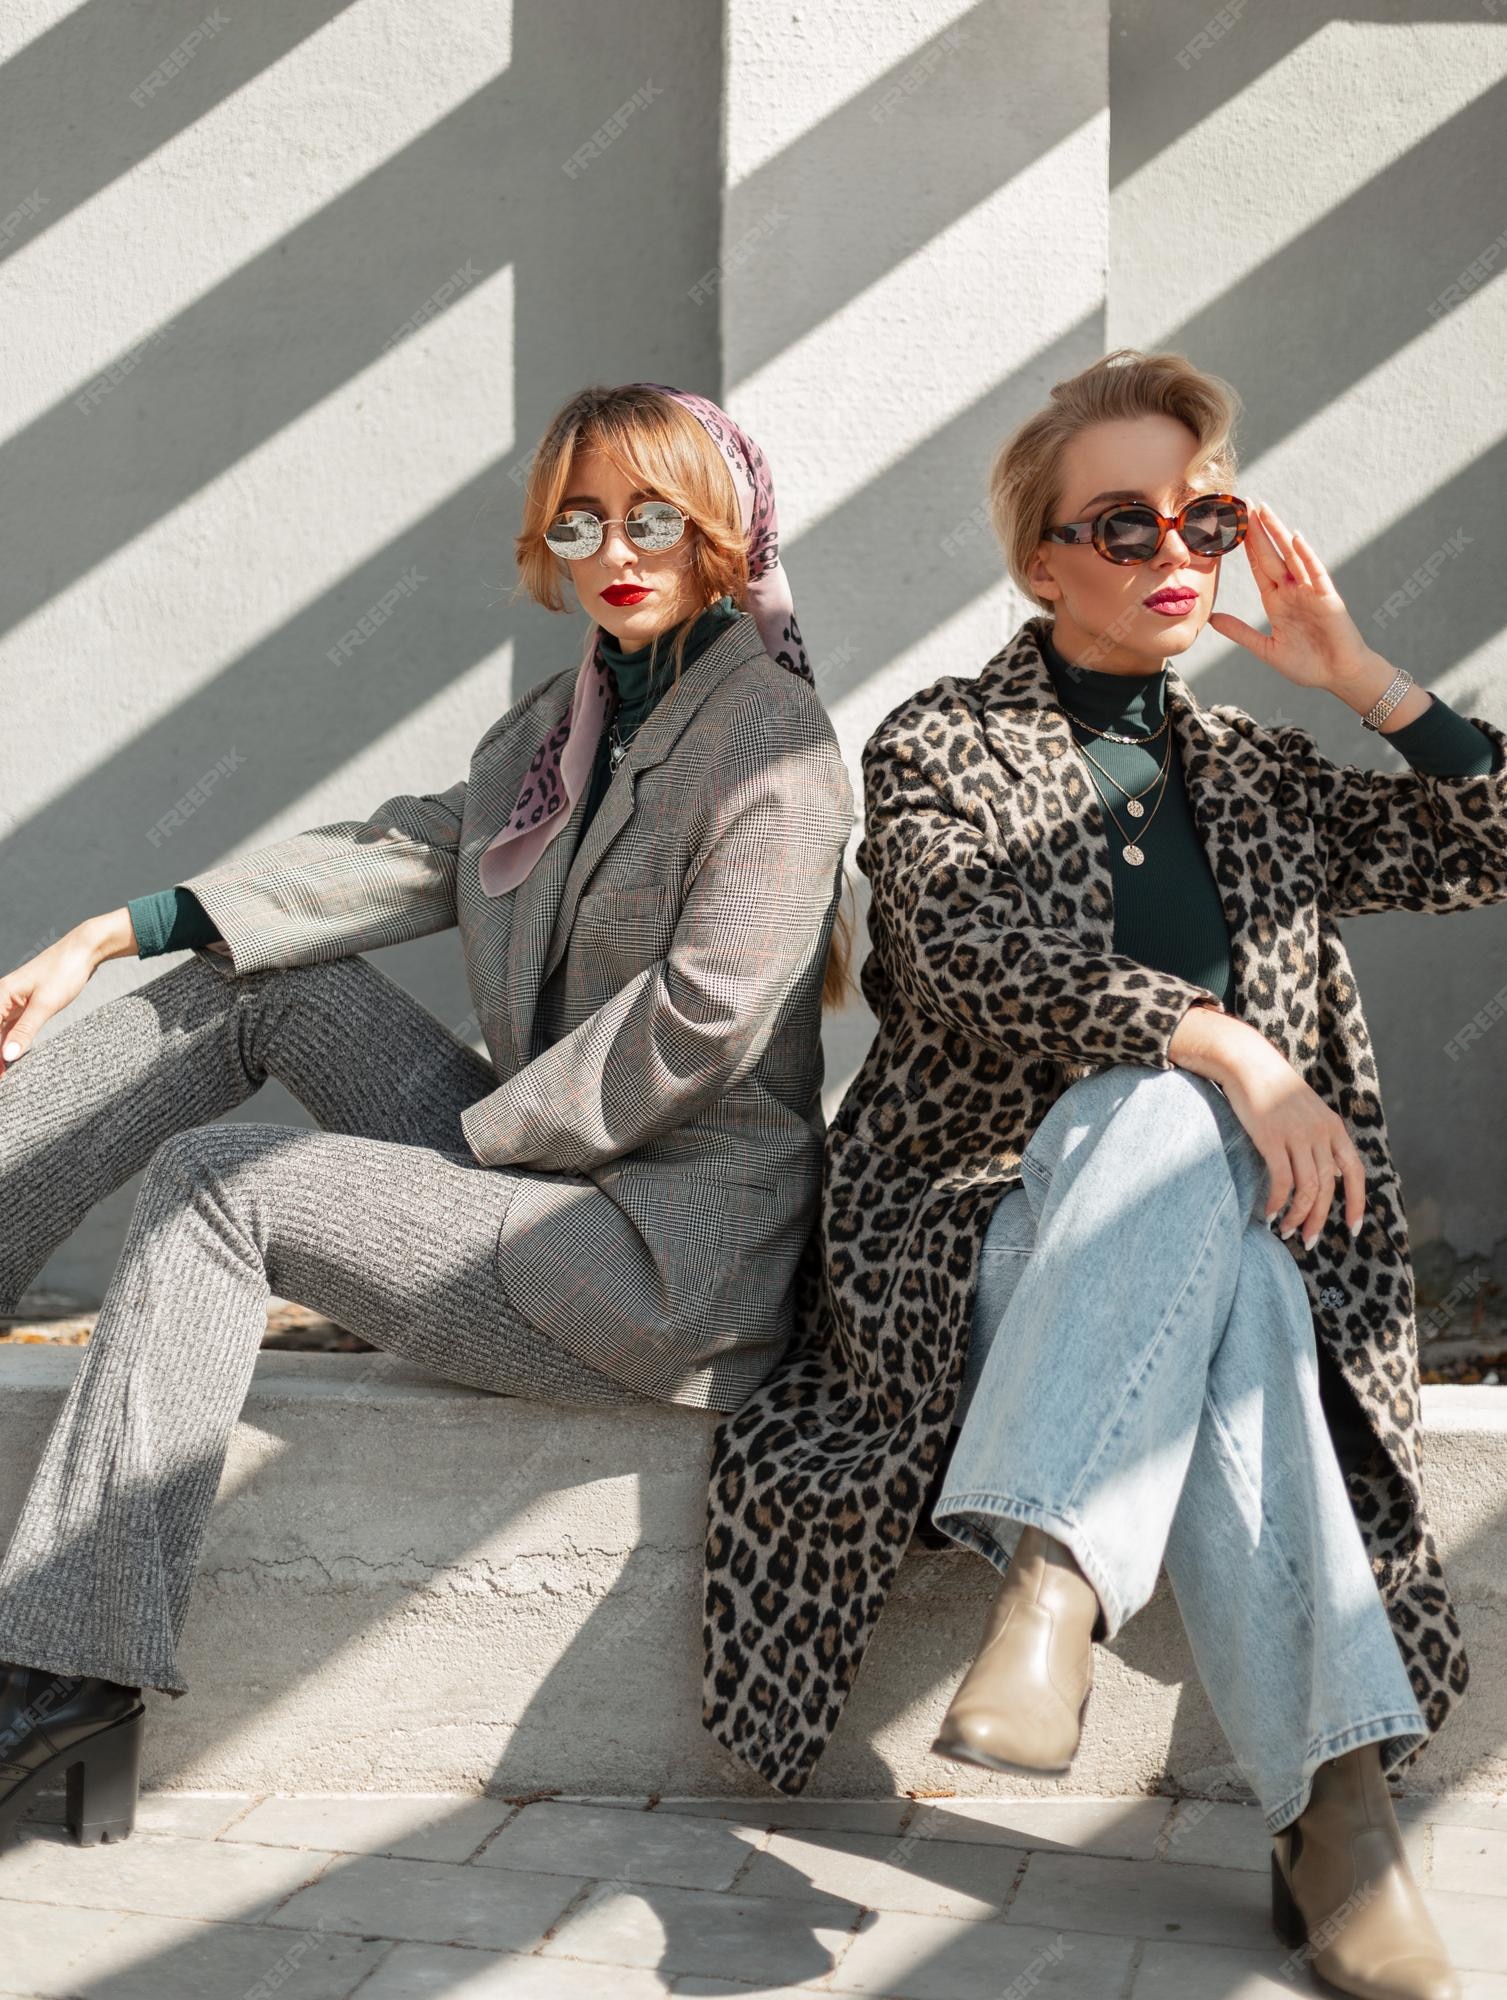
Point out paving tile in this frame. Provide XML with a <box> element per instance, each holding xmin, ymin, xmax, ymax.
<box><xmin>1157</xmin><ymin>1799</ymin><xmax>1273</xmax><ymax>1871</ymax></box>
<box><xmin>55</xmin><ymin>1909</ymin><xmax>394</xmax><ymax>2000</ymax></box>
<box><xmin>264</xmin><ymin>1852</ymin><xmax>587</xmax><ymax>1954</ymax></box>
<box><xmin>906</xmin><ymin>1795</ymin><xmax>1169</xmax><ymax>1859</ymax></box>
<box><xmin>132</xmin><ymin>1792</ymin><xmax>259</xmax><ymax>1841</ymax></box>
<box><xmin>0</xmin><ymin>1824</ymin><xmax>336</xmax><ymax>1923</ymax></box>
<box><xmin>472</xmin><ymin>1801</ymin><xmax>754</xmax><ymax>1892</ymax></box>
<box><xmin>666</xmin><ymin>1985</ymin><xmax>819</xmax><ymax>1998</ymax></box>
<box><xmin>226</xmin><ymin>1793</ymin><xmax>515</xmax><ymax>1863</ymax></box>
<box><xmin>537</xmin><ymin>1878</ymin><xmax>856</xmax><ymax>1986</ymax></box>
<box><xmin>1430</xmin><ymin>1822</ymin><xmax>1507</xmax><ymax>1896</ymax></box>
<box><xmin>730</xmin><ymin>1826</ymin><xmax>1018</xmax><ymax>1921</ymax></box>
<box><xmin>1006</xmin><ymin>1848</ymin><xmax>1273</xmax><ymax>1949</ymax></box>
<box><xmin>1131</xmin><ymin>1937</ymin><xmax>1359</xmax><ymax>1996</ymax></box>
<box><xmin>1133</xmin><ymin>1931</ymin><xmax>1507</xmax><ymax>1997</ymax></box>
<box><xmin>354</xmin><ymin>1939</ymin><xmax>673</xmax><ymax>1996</ymax></box>
<box><xmin>552</xmin><ymin>1796</ymin><xmax>656</xmax><ymax>1813</ymax></box>
<box><xmin>1395</xmin><ymin>1792</ymin><xmax>1507</xmax><ymax>1832</ymax></box>
<box><xmin>1429</xmin><ymin>1885</ymin><xmax>1507</xmax><ymax>1972</ymax></box>
<box><xmin>648</xmin><ymin>1796</ymin><xmax>915</xmax><ymax>1837</ymax></box>
<box><xmin>0</xmin><ymin>1896</ymin><xmax>133</xmax><ymax>1995</ymax></box>
<box><xmin>822</xmin><ymin>1909</ymin><xmax>1132</xmax><ymax>1997</ymax></box>
<box><xmin>666</xmin><ymin>1983</ymin><xmax>822</xmax><ymax>1999</ymax></box>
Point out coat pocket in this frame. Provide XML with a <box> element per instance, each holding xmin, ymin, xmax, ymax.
<box><xmin>567</xmin><ymin>883</ymin><xmax>678</xmax><ymax>992</ymax></box>
<box><xmin>604</xmin><ymin>1161</ymin><xmax>780</xmax><ymax>1318</ymax></box>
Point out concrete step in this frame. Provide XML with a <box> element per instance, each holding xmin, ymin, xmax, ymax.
<box><xmin>1</xmin><ymin>1351</ymin><xmax>1503</xmax><ymax>1803</ymax></box>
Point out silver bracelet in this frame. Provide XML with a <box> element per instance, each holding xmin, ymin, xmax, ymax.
<box><xmin>1361</xmin><ymin>667</ymin><xmax>1413</xmax><ymax>731</ymax></box>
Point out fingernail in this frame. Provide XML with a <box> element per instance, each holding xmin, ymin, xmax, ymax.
<box><xmin>2</xmin><ymin>1042</ymin><xmax>19</xmax><ymax>1061</ymax></box>
<box><xmin>1280</xmin><ymin>1222</ymin><xmax>1296</xmax><ymax>1239</ymax></box>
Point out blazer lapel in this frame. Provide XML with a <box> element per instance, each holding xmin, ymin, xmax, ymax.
<box><xmin>507</xmin><ymin>608</ymin><xmax>767</xmax><ymax>1056</ymax></box>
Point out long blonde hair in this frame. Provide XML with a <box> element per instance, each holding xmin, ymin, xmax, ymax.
<box><xmin>988</xmin><ymin>348</ymin><xmax>1242</xmax><ymax>609</ymax></box>
<box><xmin>513</xmin><ymin>383</ymin><xmax>853</xmax><ymax>1009</ymax></box>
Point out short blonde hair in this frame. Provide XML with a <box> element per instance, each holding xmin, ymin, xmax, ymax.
<box><xmin>988</xmin><ymin>348</ymin><xmax>1242</xmax><ymax>610</ymax></box>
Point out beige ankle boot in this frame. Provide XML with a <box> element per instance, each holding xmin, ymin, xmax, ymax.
<box><xmin>930</xmin><ymin>1524</ymin><xmax>1102</xmax><ymax>1775</ymax></box>
<box><xmin>1270</xmin><ymin>1741</ymin><xmax>1460</xmax><ymax>2000</ymax></box>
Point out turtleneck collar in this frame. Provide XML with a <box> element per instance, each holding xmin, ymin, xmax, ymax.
<box><xmin>1039</xmin><ymin>619</ymin><xmax>1169</xmax><ymax>736</ymax></box>
<box><xmin>598</xmin><ymin>594</ymin><xmax>741</xmax><ymax>697</ymax></box>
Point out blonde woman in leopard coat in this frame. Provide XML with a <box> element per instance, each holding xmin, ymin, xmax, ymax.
<box><xmin>702</xmin><ymin>350</ymin><xmax>1507</xmax><ymax>2000</ymax></box>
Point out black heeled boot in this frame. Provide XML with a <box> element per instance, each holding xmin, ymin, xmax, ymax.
<box><xmin>0</xmin><ymin>1662</ymin><xmax>145</xmax><ymax>1847</ymax></box>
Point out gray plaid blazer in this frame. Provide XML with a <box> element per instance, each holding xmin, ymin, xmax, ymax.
<box><xmin>178</xmin><ymin>614</ymin><xmax>855</xmax><ymax>1408</ymax></box>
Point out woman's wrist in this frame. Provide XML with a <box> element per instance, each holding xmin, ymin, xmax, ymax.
<box><xmin>1324</xmin><ymin>648</ymin><xmax>1433</xmax><ymax>733</ymax></box>
<box><xmin>74</xmin><ymin>907</ymin><xmax>140</xmax><ymax>966</ymax></box>
<box><xmin>1169</xmin><ymin>1001</ymin><xmax>1268</xmax><ymax>1085</ymax></box>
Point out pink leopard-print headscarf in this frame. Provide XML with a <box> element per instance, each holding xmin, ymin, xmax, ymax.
<box><xmin>478</xmin><ymin>384</ymin><xmax>811</xmax><ymax>897</ymax></box>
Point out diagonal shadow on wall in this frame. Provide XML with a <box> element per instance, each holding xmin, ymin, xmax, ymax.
<box><xmin>1110</xmin><ymin>0</ymin><xmax>1503</xmax><ymax>186</ymax></box>
<box><xmin>1151</xmin><ymin>75</ymin><xmax>1507</xmax><ymax>462</ymax></box>
<box><xmin>0</xmin><ymin>0</ymin><xmax>358</xmax><ymax>273</ymax></box>
<box><xmin>724</xmin><ymin>0</ymin><xmax>1104</xmax><ymax>385</ymax></box>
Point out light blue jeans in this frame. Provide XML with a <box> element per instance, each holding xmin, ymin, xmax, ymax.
<box><xmin>931</xmin><ymin>1062</ymin><xmax>1428</xmax><ymax>1833</ymax></box>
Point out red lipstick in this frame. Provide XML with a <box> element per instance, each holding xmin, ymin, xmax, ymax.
<box><xmin>1142</xmin><ymin>586</ymin><xmax>1198</xmax><ymax>616</ymax></box>
<box><xmin>601</xmin><ymin>584</ymin><xmax>650</xmax><ymax>606</ymax></box>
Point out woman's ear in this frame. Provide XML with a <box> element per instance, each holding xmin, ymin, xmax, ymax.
<box><xmin>1026</xmin><ymin>546</ymin><xmax>1063</xmax><ymax>604</ymax></box>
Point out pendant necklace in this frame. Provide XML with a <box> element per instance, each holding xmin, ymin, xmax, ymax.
<box><xmin>608</xmin><ymin>718</ymin><xmax>638</xmax><ymax>772</ymax></box>
<box><xmin>1056</xmin><ymin>694</ymin><xmax>1172</xmax><ymax>867</ymax></box>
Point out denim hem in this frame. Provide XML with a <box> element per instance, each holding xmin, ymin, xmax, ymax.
<box><xmin>1263</xmin><ymin>1712</ymin><xmax>1430</xmax><ymax>1834</ymax></box>
<box><xmin>928</xmin><ymin>1490</ymin><xmax>1126</xmax><ymax>1641</ymax></box>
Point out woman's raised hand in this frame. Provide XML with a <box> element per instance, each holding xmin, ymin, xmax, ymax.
<box><xmin>0</xmin><ymin>919</ymin><xmax>122</xmax><ymax>1078</ymax></box>
<box><xmin>1207</xmin><ymin>501</ymin><xmax>1372</xmax><ymax>690</ymax></box>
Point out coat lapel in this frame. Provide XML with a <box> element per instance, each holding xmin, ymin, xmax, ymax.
<box><xmin>976</xmin><ymin>619</ymin><xmax>1286</xmax><ymax>1045</ymax></box>
<box><xmin>498</xmin><ymin>613</ymin><xmax>768</xmax><ymax>1059</ymax></box>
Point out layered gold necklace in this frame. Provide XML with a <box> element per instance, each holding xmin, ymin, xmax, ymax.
<box><xmin>1056</xmin><ymin>689</ymin><xmax>1172</xmax><ymax>868</ymax></box>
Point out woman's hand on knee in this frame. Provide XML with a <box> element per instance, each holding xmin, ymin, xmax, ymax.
<box><xmin>0</xmin><ymin>919</ymin><xmax>118</xmax><ymax>1074</ymax></box>
<box><xmin>1195</xmin><ymin>1027</ymin><xmax>1366</xmax><ymax>1249</ymax></box>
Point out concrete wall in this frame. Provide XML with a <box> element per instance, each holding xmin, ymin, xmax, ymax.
<box><xmin>3</xmin><ymin>0</ymin><xmax>1504</xmax><ymax>1305</ymax></box>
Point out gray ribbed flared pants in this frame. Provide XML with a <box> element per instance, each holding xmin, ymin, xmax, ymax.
<box><xmin>0</xmin><ymin>947</ymin><xmax>654</xmax><ymax>1697</ymax></box>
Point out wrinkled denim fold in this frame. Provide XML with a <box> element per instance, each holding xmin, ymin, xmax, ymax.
<box><xmin>931</xmin><ymin>1062</ymin><xmax>1427</xmax><ymax>1833</ymax></box>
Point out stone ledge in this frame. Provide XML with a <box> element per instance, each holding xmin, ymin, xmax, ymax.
<box><xmin>1</xmin><ymin>1352</ymin><xmax>1503</xmax><ymax>1802</ymax></box>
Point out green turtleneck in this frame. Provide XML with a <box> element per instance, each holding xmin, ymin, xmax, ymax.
<box><xmin>576</xmin><ymin>594</ymin><xmax>743</xmax><ymax>855</ymax></box>
<box><xmin>1038</xmin><ymin>622</ymin><xmax>1498</xmax><ymax>1014</ymax></box>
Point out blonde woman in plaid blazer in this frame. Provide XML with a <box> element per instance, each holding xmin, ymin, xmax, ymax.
<box><xmin>0</xmin><ymin>384</ymin><xmax>854</xmax><ymax>1846</ymax></box>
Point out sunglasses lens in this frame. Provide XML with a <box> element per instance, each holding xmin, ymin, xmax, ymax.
<box><xmin>626</xmin><ymin>501</ymin><xmax>686</xmax><ymax>552</ymax></box>
<box><xmin>1183</xmin><ymin>500</ymin><xmax>1239</xmax><ymax>556</ymax></box>
<box><xmin>1181</xmin><ymin>497</ymin><xmax>1242</xmax><ymax>555</ymax></box>
<box><xmin>1098</xmin><ymin>505</ymin><xmax>1162</xmax><ymax>563</ymax></box>
<box><xmin>544</xmin><ymin>509</ymin><xmax>602</xmax><ymax>559</ymax></box>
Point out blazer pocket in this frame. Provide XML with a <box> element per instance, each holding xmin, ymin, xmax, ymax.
<box><xmin>568</xmin><ymin>883</ymin><xmax>677</xmax><ymax>990</ymax></box>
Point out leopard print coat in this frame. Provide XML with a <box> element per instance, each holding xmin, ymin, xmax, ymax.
<box><xmin>702</xmin><ymin>612</ymin><xmax>1507</xmax><ymax>1797</ymax></box>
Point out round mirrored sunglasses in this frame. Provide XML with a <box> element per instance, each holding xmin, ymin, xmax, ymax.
<box><xmin>544</xmin><ymin>500</ymin><xmax>688</xmax><ymax>561</ymax></box>
<box><xmin>1043</xmin><ymin>493</ymin><xmax>1249</xmax><ymax>566</ymax></box>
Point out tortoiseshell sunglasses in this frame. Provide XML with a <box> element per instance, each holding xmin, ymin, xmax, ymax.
<box><xmin>1043</xmin><ymin>493</ymin><xmax>1249</xmax><ymax>565</ymax></box>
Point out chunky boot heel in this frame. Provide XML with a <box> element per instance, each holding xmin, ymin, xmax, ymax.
<box><xmin>0</xmin><ymin>1665</ymin><xmax>145</xmax><ymax>1849</ymax></box>
<box><xmin>1270</xmin><ymin>1845</ymin><xmax>1307</xmax><ymax>1949</ymax></box>
<box><xmin>63</xmin><ymin>1707</ymin><xmax>145</xmax><ymax>1845</ymax></box>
